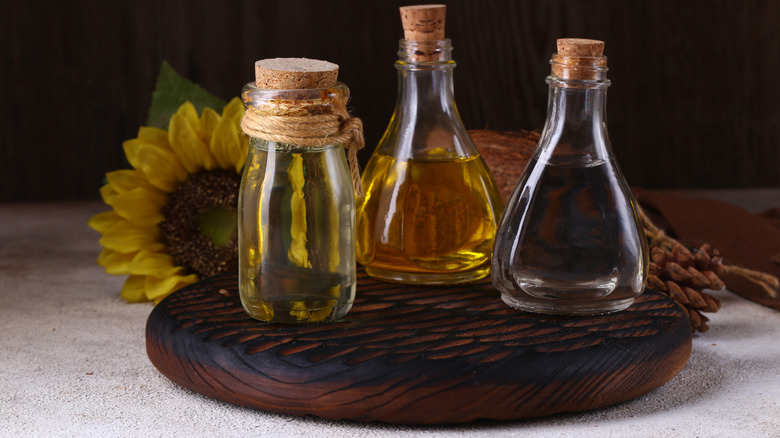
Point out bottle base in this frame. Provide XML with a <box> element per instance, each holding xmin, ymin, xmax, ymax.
<box><xmin>242</xmin><ymin>299</ymin><xmax>353</xmax><ymax>324</ymax></box>
<box><xmin>500</xmin><ymin>292</ymin><xmax>635</xmax><ymax>316</ymax></box>
<box><xmin>364</xmin><ymin>265</ymin><xmax>490</xmax><ymax>285</ymax></box>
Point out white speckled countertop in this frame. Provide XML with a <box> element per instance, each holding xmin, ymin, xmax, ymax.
<box><xmin>2</xmin><ymin>194</ymin><xmax>779</xmax><ymax>438</ymax></box>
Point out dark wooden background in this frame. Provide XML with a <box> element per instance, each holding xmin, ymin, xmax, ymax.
<box><xmin>2</xmin><ymin>0</ymin><xmax>779</xmax><ymax>202</ymax></box>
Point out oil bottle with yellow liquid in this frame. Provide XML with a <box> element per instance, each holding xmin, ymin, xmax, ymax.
<box><xmin>357</xmin><ymin>5</ymin><xmax>503</xmax><ymax>285</ymax></box>
<box><xmin>239</xmin><ymin>58</ymin><xmax>363</xmax><ymax>323</ymax></box>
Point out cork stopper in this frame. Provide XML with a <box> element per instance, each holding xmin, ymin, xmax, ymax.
<box><xmin>557</xmin><ymin>38</ymin><xmax>604</xmax><ymax>57</ymax></box>
<box><xmin>400</xmin><ymin>5</ymin><xmax>446</xmax><ymax>41</ymax></box>
<box><xmin>254</xmin><ymin>58</ymin><xmax>339</xmax><ymax>90</ymax></box>
<box><xmin>552</xmin><ymin>38</ymin><xmax>608</xmax><ymax>82</ymax></box>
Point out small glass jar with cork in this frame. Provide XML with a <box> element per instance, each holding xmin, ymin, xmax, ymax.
<box><xmin>492</xmin><ymin>39</ymin><xmax>648</xmax><ymax>315</ymax></box>
<box><xmin>356</xmin><ymin>4</ymin><xmax>504</xmax><ymax>285</ymax></box>
<box><xmin>239</xmin><ymin>58</ymin><xmax>364</xmax><ymax>323</ymax></box>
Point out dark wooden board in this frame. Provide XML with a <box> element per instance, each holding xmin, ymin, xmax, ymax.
<box><xmin>146</xmin><ymin>268</ymin><xmax>692</xmax><ymax>424</ymax></box>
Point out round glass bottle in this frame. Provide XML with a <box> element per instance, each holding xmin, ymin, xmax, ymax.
<box><xmin>356</xmin><ymin>5</ymin><xmax>503</xmax><ymax>285</ymax></box>
<box><xmin>492</xmin><ymin>39</ymin><xmax>648</xmax><ymax>315</ymax></box>
<box><xmin>239</xmin><ymin>58</ymin><xmax>358</xmax><ymax>323</ymax></box>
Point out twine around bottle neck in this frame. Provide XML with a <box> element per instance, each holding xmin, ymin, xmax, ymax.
<box><xmin>240</xmin><ymin>95</ymin><xmax>365</xmax><ymax>198</ymax></box>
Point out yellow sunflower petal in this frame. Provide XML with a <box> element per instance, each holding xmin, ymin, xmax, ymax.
<box><xmin>99</xmin><ymin>183</ymin><xmax>119</xmax><ymax>206</ymax></box>
<box><xmin>124</xmin><ymin>128</ymin><xmax>171</xmax><ymax>170</ymax></box>
<box><xmin>121</xmin><ymin>275</ymin><xmax>148</xmax><ymax>303</ymax></box>
<box><xmin>222</xmin><ymin>97</ymin><xmax>244</xmax><ymax>120</ymax></box>
<box><xmin>97</xmin><ymin>248</ymin><xmax>113</xmax><ymax>267</ymax></box>
<box><xmin>210</xmin><ymin>111</ymin><xmax>243</xmax><ymax>170</ymax></box>
<box><xmin>122</xmin><ymin>139</ymin><xmax>142</xmax><ymax>170</ymax></box>
<box><xmin>111</xmin><ymin>187</ymin><xmax>168</xmax><ymax>227</ymax></box>
<box><xmin>99</xmin><ymin>221</ymin><xmax>164</xmax><ymax>253</ymax></box>
<box><xmin>88</xmin><ymin>210</ymin><xmax>124</xmax><ymax>234</ymax></box>
<box><xmin>176</xmin><ymin>101</ymin><xmax>200</xmax><ymax>131</ymax></box>
<box><xmin>123</xmin><ymin>139</ymin><xmax>188</xmax><ymax>192</ymax></box>
<box><xmin>138</xmin><ymin>143</ymin><xmax>189</xmax><ymax>192</ymax></box>
<box><xmin>169</xmin><ymin>112</ymin><xmax>216</xmax><ymax>173</ymax></box>
<box><xmin>145</xmin><ymin>273</ymin><xmax>199</xmax><ymax>303</ymax></box>
<box><xmin>97</xmin><ymin>248</ymin><xmax>137</xmax><ymax>275</ymax></box>
<box><xmin>129</xmin><ymin>249</ymin><xmax>181</xmax><ymax>277</ymax></box>
<box><xmin>199</xmin><ymin>107</ymin><xmax>220</xmax><ymax>146</ymax></box>
<box><xmin>137</xmin><ymin>126</ymin><xmax>171</xmax><ymax>150</ymax></box>
<box><xmin>105</xmin><ymin>169</ymin><xmax>157</xmax><ymax>193</ymax></box>
<box><xmin>222</xmin><ymin>100</ymin><xmax>250</xmax><ymax>173</ymax></box>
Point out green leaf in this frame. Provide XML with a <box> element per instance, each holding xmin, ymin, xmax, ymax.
<box><xmin>146</xmin><ymin>61</ymin><xmax>227</xmax><ymax>130</ymax></box>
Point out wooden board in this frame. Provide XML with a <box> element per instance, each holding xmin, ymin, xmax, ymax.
<box><xmin>146</xmin><ymin>268</ymin><xmax>692</xmax><ymax>424</ymax></box>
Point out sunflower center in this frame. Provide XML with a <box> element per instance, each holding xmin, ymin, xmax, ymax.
<box><xmin>160</xmin><ymin>170</ymin><xmax>241</xmax><ymax>279</ymax></box>
<box><xmin>199</xmin><ymin>206</ymin><xmax>236</xmax><ymax>247</ymax></box>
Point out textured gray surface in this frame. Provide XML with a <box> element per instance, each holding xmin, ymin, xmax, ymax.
<box><xmin>1</xmin><ymin>198</ymin><xmax>779</xmax><ymax>437</ymax></box>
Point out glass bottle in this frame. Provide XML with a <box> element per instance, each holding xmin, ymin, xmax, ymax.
<box><xmin>239</xmin><ymin>58</ymin><xmax>357</xmax><ymax>323</ymax></box>
<box><xmin>356</xmin><ymin>5</ymin><xmax>503</xmax><ymax>285</ymax></box>
<box><xmin>492</xmin><ymin>39</ymin><xmax>648</xmax><ymax>315</ymax></box>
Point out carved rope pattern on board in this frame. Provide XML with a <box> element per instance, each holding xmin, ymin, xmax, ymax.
<box><xmin>159</xmin><ymin>269</ymin><xmax>684</xmax><ymax>367</ymax></box>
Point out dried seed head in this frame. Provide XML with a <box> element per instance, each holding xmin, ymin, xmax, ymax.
<box><xmin>647</xmin><ymin>274</ymin><xmax>667</xmax><ymax>291</ymax></box>
<box><xmin>667</xmin><ymin>262</ymin><xmax>694</xmax><ymax>283</ymax></box>
<box><xmin>673</xmin><ymin>243</ymin><xmax>695</xmax><ymax>268</ymax></box>
<box><xmin>683</xmin><ymin>286</ymin><xmax>708</xmax><ymax>309</ymax></box>
<box><xmin>702</xmin><ymin>270</ymin><xmax>726</xmax><ymax>290</ymax></box>
<box><xmin>649</xmin><ymin>262</ymin><xmax>665</xmax><ymax>277</ymax></box>
<box><xmin>666</xmin><ymin>281</ymin><xmax>689</xmax><ymax>305</ymax></box>
<box><xmin>686</xmin><ymin>266</ymin><xmax>712</xmax><ymax>289</ymax></box>
<box><xmin>651</xmin><ymin>247</ymin><xmax>673</xmax><ymax>265</ymax></box>
<box><xmin>694</xmin><ymin>310</ymin><xmax>710</xmax><ymax>332</ymax></box>
<box><xmin>694</xmin><ymin>252</ymin><xmax>712</xmax><ymax>271</ymax></box>
<box><xmin>701</xmin><ymin>292</ymin><xmax>722</xmax><ymax>312</ymax></box>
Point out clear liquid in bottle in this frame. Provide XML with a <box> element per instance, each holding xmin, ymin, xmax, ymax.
<box><xmin>239</xmin><ymin>141</ymin><xmax>356</xmax><ymax>323</ymax></box>
<box><xmin>493</xmin><ymin>155</ymin><xmax>646</xmax><ymax>314</ymax></box>
<box><xmin>491</xmin><ymin>38</ymin><xmax>648</xmax><ymax>315</ymax></box>
<box><xmin>238</xmin><ymin>60</ymin><xmax>360</xmax><ymax>324</ymax></box>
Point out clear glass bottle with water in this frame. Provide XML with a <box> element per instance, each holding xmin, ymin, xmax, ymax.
<box><xmin>239</xmin><ymin>62</ymin><xmax>356</xmax><ymax>323</ymax></box>
<box><xmin>492</xmin><ymin>39</ymin><xmax>648</xmax><ymax>315</ymax></box>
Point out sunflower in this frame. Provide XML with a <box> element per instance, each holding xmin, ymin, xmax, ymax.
<box><xmin>89</xmin><ymin>98</ymin><xmax>248</xmax><ymax>303</ymax></box>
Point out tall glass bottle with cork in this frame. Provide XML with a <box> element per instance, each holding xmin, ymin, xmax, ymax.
<box><xmin>239</xmin><ymin>58</ymin><xmax>363</xmax><ymax>323</ymax></box>
<box><xmin>356</xmin><ymin>5</ymin><xmax>503</xmax><ymax>285</ymax></box>
<box><xmin>492</xmin><ymin>39</ymin><xmax>648</xmax><ymax>315</ymax></box>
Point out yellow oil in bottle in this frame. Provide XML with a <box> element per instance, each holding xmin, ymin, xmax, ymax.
<box><xmin>238</xmin><ymin>143</ymin><xmax>356</xmax><ymax>323</ymax></box>
<box><xmin>356</xmin><ymin>150</ymin><xmax>503</xmax><ymax>284</ymax></box>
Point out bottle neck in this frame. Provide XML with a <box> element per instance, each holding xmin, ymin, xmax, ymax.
<box><xmin>377</xmin><ymin>39</ymin><xmax>476</xmax><ymax>160</ymax></box>
<box><xmin>537</xmin><ymin>71</ymin><xmax>612</xmax><ymax>165</ymax></box>
<box><xmin>395</xmin><ymin>39</ymin><xmax>457</xmax><ymax>115</ymax></box>
<box><xmin>396</xmin><ymin>61</ymin><xmax>456</xmax><ymax>114</ymax></box>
